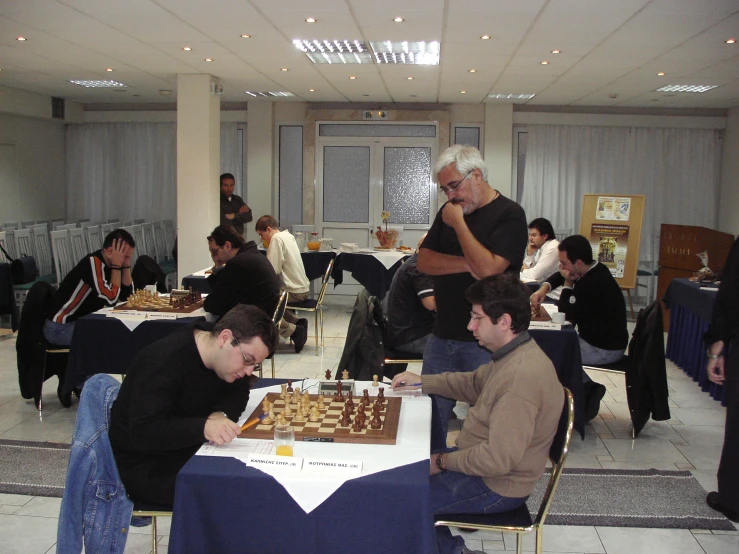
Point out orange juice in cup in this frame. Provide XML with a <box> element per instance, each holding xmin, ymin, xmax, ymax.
<box><xmin>275</xmin><ymin>444</ymin><xmax>294</xmax><ymax>456</ymax></box>
<box><xmin>274</xmin><ymin>424</ymin><xmax>295</xmax><ymax>456</ymax></box>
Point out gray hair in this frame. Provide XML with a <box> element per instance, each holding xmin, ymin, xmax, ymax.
<box><xmin>433</xmin><ymin>145</ymin><xmax>489</xmax><ymax>184</ymax></box>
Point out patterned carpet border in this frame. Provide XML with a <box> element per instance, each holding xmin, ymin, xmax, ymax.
<box><xmin>0</xmin><ymin>439</ymin><xmax>69</xmax><ymax>498</ymax></box>
<box><xmin>526</xmin><ymin>467</ymin><xmax>735</xmax><ymax>530</ymax></box>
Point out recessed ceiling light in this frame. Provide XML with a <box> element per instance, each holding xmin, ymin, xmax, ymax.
<box><xmin>106</xmin><ymin>68</ymin><xmax>114</xmax><ymax>72</ymax></box>
<box><xmin>460</xmin><ymin>90</ymin><xmax>466</xmax><ymax>94</ymax></box>
<box><xmin>469</xmin><ymin>69</ymin><xmax>476</xmax><ymax>73</ymax></box>
<box><xmin>241</xmin><ymin>34</ymin><xmax>251</xmax><ymax>38</ymax></box>
<box><xmin>205</xmin><ymin>58</ymin><xmax>213</xmax><ymax>62</ymax></box>
<box><xmin>726</xmin><ymin>38</ymin><xmax>736</xmax><ymax>44</ymax></box>
<box><xmin>309</xmin><ymin>88</ymin><xmax>315</xmax><ymax>92</ymax></box>
<box><xmin>349</xmin><ymin>76</ymin><xmax>356</xmax><ymax>79</ymax></box>
<box><xmin>17</xmin><ymin>36</ymin><xmax>26</xmax><ymax>41</ymax></box>
<box><xmin>393</xmin><ymin>17</ymin><xmax>404</xmax><ymax>23</ymax></box>
<box><xmin>281</xmin><ymin>68</ymin><xmax>288</xmax><ymax>71</ymax></box>
<box><xmin>183</xmin><ymin>46</ymin><xmax>192</xmax><ymax>51</ymax></box>
<box><xmin>480</xmin><ymin>35</ymin><xmax>490</xmax><ymax>40</ymax></box>
<box><xmin>487</xmin><ymin>93</ymin><xmax>536</xmax><ymax>100</ymax></box>
<box><xmin>407</xmin><ymin>76</ymin><xmax>413</xmax><ymax>80</ymax></box>
<box><xmin>306</xmin><ymin>17</ymin><xmax>316</xmax><ymax>23</ymax></box>
<box><xmin>540</xmin><ymin>60</ymin><xmax>549</xmax><ymax>65</ymax></box>
<box><xmin>551</xmin><ymin>49</ymin><xmax>561</xmax><ymax>54</ymax></box>
<box><xmin>657</xmin><ymin>72</ymin><xmax>665</xmax><ymax>76</ymax></box>
<box><xmin>70</xmin><ymin>79</ymin><xmax>128</xmax><ymax>88</ymax></box>
<box><xmin>655</xmin><ymin>84</ymin><xmax>718</xmax><ymax>93</ymax></box>
<box><xmin>363</xmin><ymin>94</ymin><xmax>369</xmax><ymax>96</ymax></box>
<box><xmin>410</xmin><ymin>94</ymin><xmax>417</xmax><ymax>97</ymax></box>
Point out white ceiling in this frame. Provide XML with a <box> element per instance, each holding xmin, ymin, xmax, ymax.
<box><xmin>0</xmin><ymin>0</ymin><xmax>737</xmax><ymax>108</ymax></box>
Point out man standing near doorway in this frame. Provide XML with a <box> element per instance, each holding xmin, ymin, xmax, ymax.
<box><xmin>220</xmin><ymin>172</ymin><xmax>252</xmax><ymax>236</ymax></box>
<box><xmin>418</xmin><ymin>145</ymin><xmax>528</xmax><ymax>449</ymax></box>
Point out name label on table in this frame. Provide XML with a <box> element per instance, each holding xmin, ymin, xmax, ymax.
<box><xmin>247</xmin><ymin>454</ymin><xmax>303</xmax><ymax>470</ymax></box>
<box><xmin>303</xmin><ymin>457</ymin><xmax>362</xmax><ymax>475</ymax></box>
<box><xmin>528</xmin><ymin>322</ymin><xmax>563</xmax><ymax>330</ymax></box>
<box><xmin>107</xmin><ymin>310</ymin><xmax>146</xmax><ymax>318</ymax></box>
<box><xmin>147</xmin><ymin>313</ymin><xmax>177</xmax><ymax>320</ymax></box>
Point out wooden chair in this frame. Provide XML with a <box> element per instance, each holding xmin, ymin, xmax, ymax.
<box><xmin>68</xmin><ymin>228</ymin><xmax>89</xmax><ymax>263</ymax></box>
<box><xmin>50</xmin><ymin>230</ymin><xmax>74</xmax><ymax>283</ymax></box>
<box><xmin>553</xmin><ymin>228</ymin><xmax>571</xmax><ymax>242</ymax></box>
<box><xmin>255</xmin><ymin>290</ymin><xmax>288</xmax><ymax>379</ymax></box>
<box><xmin>287</xmin><ymin>258</ymin><xmax>334</xmax><ymax>355</ymax></box>
<box><xmin>435</xmin><ymin>388</ymin><xmax>574</xmax><ymax>554</ymax></box>
<box><xmin>86</xmin><ymin>224</ymin><xmax>103</xmax><ymax>252</ymax></box>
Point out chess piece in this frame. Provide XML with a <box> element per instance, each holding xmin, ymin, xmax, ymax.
<box><xmin>261</xmin><ymin>412</ymin><xmax>273</xmax><ymax>425</ymax></box>
<box><xmin>378</xmin><ymin>388</ymin><xmax>385</xmax><ymax>401</ymax></box>
<box><xmin>345</xmin><ymin>391</ymin><xmax>354</xmax><ymax>408</ymax></box>
<box><xmin>283</xmin><ymin>402</ymin><xmax>292</xmax><ymax>417</ymax></box>
<box><xmin>325</xmin><ymin>369</ymin><xmax>332</xmax><ymax>380</ymax></box>
<box><xmin>344</xmin><ymin>399</ymin><xmax>354</xmax><ymax>415</ymax></box>
<box><xmin>287</xmin><ymin>380</ymin><xmax>294</xmax><ymax>393</ymax></box>
<box><xmin>334</xmin><ymin>380</ymin><xmax>344</xmax><ymax>401</ymax></box>
<box><xmin>277</xmin><ymin>412</ymin><xmax>287</xmax><ymax>426</ymax></box>
<box><xmin>352</xmin><ymin>418</ymin><xmax>362</xmax><ymax>432</ymax></box>
<box><xmin>340</xmin><ymin>411</ymin><xmax>351</xmax><ymax>427</ymax></box>
<box><xmin>293</xmin><ymin>409</ymin><xmax>304</xmax><ymax>423</ymax></box>
<box><xmin>293</xmin><ymin>387</ymin><xmax>301</xmax><ymax>403</ymax></box>
<box><xmin>309</xmin><ymin>406</ymin><xmax>320</xmax><ymax>422</ymax></box>
<box><xmin>280</xmin><ymin>383</ymin><xmax>288</xmax><ymax>399</ymax></box>
<box><xmin>372</xmin><ymin>374</ymin><xmax>379</xmax><ymax>387</ymax></box>
<box><xmin>370</xmin><ymin>414</ymin><xmax>382</xmax><ymax>429</ymax></box>
<box><xmin>262</xmin><ymin>396</ymin><xmax>271</xmax><ymax>413</ymax></box>
<box><xmin>342</xmin><ymin>369</ymin><xmax>349</xmax><ymax>380</ymax></box>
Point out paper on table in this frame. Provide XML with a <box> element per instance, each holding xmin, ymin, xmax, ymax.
<box><xmin>197</xmin><ymin>439</ymin><xmax>273</xmax><ymax>458</ymax></box>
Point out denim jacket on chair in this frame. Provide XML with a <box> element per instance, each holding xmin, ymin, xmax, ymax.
<box><xmin>57</xmin><ymin>374</ymin><xmax>133</xmax><ymax>553</ymax></box>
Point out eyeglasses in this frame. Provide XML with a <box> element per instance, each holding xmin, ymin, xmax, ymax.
<box><xmin>469</xmin><ymin>311</ymin><xmax>487</xmax><ymax>321</ymax></box>
<box><xmin>440</xmin><ymin>171</ymin><xmax>473</xmax><ymax>195</ymax></box>
<box><xmin>209</xmin><ymin>245</ymin><xmax>222</xmax><ymax>256</ymax></box>
<box><xmin>233</xmin><ymin>337</ymin><xmax>257</xmax><ymax>367</ymax></box>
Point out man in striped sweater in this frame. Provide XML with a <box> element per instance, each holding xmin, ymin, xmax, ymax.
<box><xmin>44</xmin><ymin>229</ymin><xmax>135</xmax><ymax>345</ymax></box>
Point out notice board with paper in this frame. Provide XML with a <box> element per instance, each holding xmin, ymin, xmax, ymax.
<box><xmin>578</xmin><ymin>194</ymin><xmax>645</xmax><ymax>290</ymax></box>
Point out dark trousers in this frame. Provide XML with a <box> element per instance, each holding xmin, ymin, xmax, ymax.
<box><xmin>718</xmin><ymin>341</ymin><xmax>739</xmax><ymax>511</ymax></box>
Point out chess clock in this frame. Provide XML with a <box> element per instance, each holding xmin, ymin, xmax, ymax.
<box><xmin>318</xmin><ymin>380</ymin><xmax>355</xmax><ymax>396</ymax></box>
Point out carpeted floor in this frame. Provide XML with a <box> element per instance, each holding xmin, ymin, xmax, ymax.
<box><xmin>526</xmin><ymin>467</ymin><xmax>735</xmax><ymax>531</ymax></box>
<box><xmin>1</xmin><ymin>439</ymin><xmax>733</xmax><ymax>531</ymax></box>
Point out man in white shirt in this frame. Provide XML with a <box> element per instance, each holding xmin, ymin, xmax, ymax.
<box><xmin>520</xmin><ymin>218</ymin><xmax>559</xmax><ymax>283</ymax></box>
<box><xmin>255</xmin><ymin>216</ymin><xmax>309</xmax><ymax>347</ymax></box>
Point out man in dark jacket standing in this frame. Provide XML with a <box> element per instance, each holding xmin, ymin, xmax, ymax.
<box><xmin>220</xmin><ymin>172</ymin><xmax>252</xmax><ymax>236</ymax></box>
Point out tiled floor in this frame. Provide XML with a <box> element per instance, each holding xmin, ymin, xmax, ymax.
<box><xmin>0</xmin><ymin>297</ymin><xmax>737</xmax><ymax>553</ymax></box>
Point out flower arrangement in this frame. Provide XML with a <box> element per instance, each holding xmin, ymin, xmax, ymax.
<box><xmin>375</xmin><ymin>211</ymin><xmax>398</xmax><ymax>248</ymax></box>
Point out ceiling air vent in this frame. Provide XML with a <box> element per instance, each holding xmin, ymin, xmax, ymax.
<box><xmin>51</xmin><ymin>97</ymin><xmax>65</xmax><ymax>120</ymax></box>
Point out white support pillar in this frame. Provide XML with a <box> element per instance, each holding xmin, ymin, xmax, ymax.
<box><xmin>245</xmin><ymin>101</ymin><xmax>274</xmax><ymax>243</ymax></box>
<box><xmin>176</xmin><ymin>74</ymin><xmax>221</xmax><ymax>281</ymax></box>
<box><xmin>483</xmin><ymin>103</ymin><xmax>513</xmax><ymax>198</ymax></box>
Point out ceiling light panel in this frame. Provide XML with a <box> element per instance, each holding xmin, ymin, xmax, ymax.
<box><xmin>487</xmin><ymin>93</ymin><xmax>536</xmax><ymax>100</ymax></box>
<box><xmin>655</xmin><ymin>84</ymin><xmax>718</xmax><ymax>93</ymax></box>
<box><xmin>294</xmin><ymin>39</ymin><xmax>440</xmax><ymax>65</ymax></box>
<box><xmin>244</xmin><ymin>91</ymin><xmax>295</xmax><ymax>97</ymax></box>
<box><xmin>69</xmin><ymin>79</ymin><xmax>128</xmax><ymax>88</ymax></box>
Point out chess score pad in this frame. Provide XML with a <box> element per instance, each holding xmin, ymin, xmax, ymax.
<box><xmin>241</xmin><ymin>393</ymin><xmax>402</xmax><ymax>445</ymax></box>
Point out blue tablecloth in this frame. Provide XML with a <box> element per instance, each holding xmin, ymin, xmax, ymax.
<box><xmin>663</xmin><ymin>278</ymin><xmax>724</xmax><ymax>404</ymax></box>
<box><xmin>331</xmin><ymin>252</ymin><xmax>407</xmax><ymax>300</ymax></box>
<box><xmin>0</xmin><ymin>263</ymin><xmax>19</xmax><ymax>331</ymax></box>
<box><xmin>530</xmin><ymin>326</ymin><xmax>584</xmax><ymax>438</ymax></box>
<box><xmin>63</xmin><ymin>314</ymin><xmax>202</xmax><ymax>394</ymax></box>
<box><xmin>169</xmin><ymin>457</ymin><xmax>435</xmax><ymax>554</ymax></box>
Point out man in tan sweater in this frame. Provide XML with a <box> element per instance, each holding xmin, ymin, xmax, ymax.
<box><xmin>392</xmin><ymin>274</ymin><xmax>563</xmax><ymax>554</ymax></box>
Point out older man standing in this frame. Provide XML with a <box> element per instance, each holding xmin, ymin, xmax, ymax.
<box><xmin>419</xmin><ymin>145</ymin><xmax>528</xmax><ymax>449</ymax></box>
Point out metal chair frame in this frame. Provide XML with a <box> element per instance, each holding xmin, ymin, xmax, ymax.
<box><xmin>130</xmin><ymin>508</ymin><xmax>171</xmax><ymax>554</ymax></box>
<box><xmin>256</xmin><ymin>290</ymin><xmax>288</xmax><ymax>379</ymax></box>
<box><xmin>435</xmin><ymin>388</ymin><xmax>575</xmax><ymax>554</ymax></box>
<box><xmin>287</xmin><ymin>258</ymin><xmax>334</xmax><ymax>355</ymax></box>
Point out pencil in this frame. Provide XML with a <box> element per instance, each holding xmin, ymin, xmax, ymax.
<box><xmin>239</xmin><ymin>416</ymin><xmax>262</xmax><ymax>432</ymax></box>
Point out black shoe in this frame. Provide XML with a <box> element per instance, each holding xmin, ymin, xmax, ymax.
<box><xmin>57</xmin><ymin>382</ymin><xmax>72</xmax><ymax>408</ymax></box>
<box><xmin>706</xmin><ymin>491</ymin><xmax>739</xmax><ymax>522</ymax></box>
<box><xmin>291</xmin><ymin>323</ymin><xmax>308</xmax><ymax>353</ymax></box>
<box><xmin>297</xmin><ymin>318</ymin><xmax>308</xmax><ymax>329</ymax></box>
<box><xmin>584</xmin><ymin>382</ymin><xmax>606</xmax><ymax>422</ymax></box>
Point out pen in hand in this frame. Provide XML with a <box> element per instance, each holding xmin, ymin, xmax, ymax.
<box><xmin>395</xmin><ymin>381</ymin><xmax>422</xmax><ymax>387</ymax></box>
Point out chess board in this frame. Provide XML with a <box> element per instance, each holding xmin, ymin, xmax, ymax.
<box><xmin>531</xmin><ymin>307</ymin><xmax>552</xmax><ymax>322</ymax></box>
<box><xmin>239</xmin><ymin>392</ymin><xmax>402</xmax><ymax>445</ymax></box>
<box><xmin>113</xmin><ymin>298</ymin><xmax>204</xmax><ymax>313</ymax></box>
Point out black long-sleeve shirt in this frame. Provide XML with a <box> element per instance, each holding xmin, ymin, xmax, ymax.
<box><xmin>220</xmin><ymin>192</ymin><xmax>252</xmax><ymax>235</ymax></box>
<box><xmin>706</xmin><ymin>237</ymin><xmax>739</xmax><ymax>346</ymax></box>
<box><xmin>109</xmin><ymin>323</ymin><xmax>251</xmax><ymax>506</ymax></box>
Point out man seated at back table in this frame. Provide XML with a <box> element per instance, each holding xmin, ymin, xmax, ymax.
<box><xmin>385</xmin><ymin>234</ymin><xmax>436</xmax><ymax>356</ymax></box>
<box><xmin>204</xmin><ymin>225</ymin><xmax>308</xmax><ymax>352</ymax></box>
<box><xmin>110</xmin><ymin>304</ymin><xmax>277</xmax><ymax>508</ymax></box>
<box><xmin>255</xmin><ymin>215</ymin><xmax>310</xmax><ymax>346</ymax></box>
<box><xmin>45</xmin><ymin>229</ymin><xmax>135</xmax><ymax>346</ymax></box>
<box><xmin>530</xmin><ymin>234</ymin><xmax>628</xmax><ymax>421</ymax></box>
<box><xmin>520</xmin><ymin>217</ymin><xmax>560</xmax><ymax>284</ymax></box>
<box><xmin>392</xmin><ymin>274</ymin><xmax>562</xmax><ymax>554</ymax></box>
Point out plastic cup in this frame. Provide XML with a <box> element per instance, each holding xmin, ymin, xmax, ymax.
<box><xmin>551</xmin><ymin>312</ymin><xmax>566</xmax><ymax>324</ymax></box>
<box><xmin>274</xmin><ymin>424</ymin><xmax>295</xmax><ymax>456</ymax></box>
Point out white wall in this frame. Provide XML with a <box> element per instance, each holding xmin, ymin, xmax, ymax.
<box><xmin>0</xmin><ymin>113</ymin><xmax>66</xmax><ymax>223</ymax></box>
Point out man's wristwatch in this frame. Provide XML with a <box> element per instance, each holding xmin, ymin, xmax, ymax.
<box><xmin>706</xmin><ymin>350</ymin><xmax>723</xmax><ymax>360</ymax></box>
<box><xmin>436</xmin><ymin>453</ymin><xmax>446</xmax><ymax>471</ymax></box>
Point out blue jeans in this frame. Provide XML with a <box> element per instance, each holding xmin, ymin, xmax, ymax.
<box><xmin>579</xmin><ymin>337</ymin><xmax>624</xmax><ymax>366</ymax></box>
<box><xmin>423</xmin><ymin>336</ymin><xmax>492</xmax><ymax>450</ymax></box>
<box><xmin>432</xmin><ymin>460</ymin><xmax>527</xmax><ymax>554</ymax></box>
<box><xmin>43</xmin><ymin>319</ymin><xmax>76</xmax><ymax>346</ymax></box>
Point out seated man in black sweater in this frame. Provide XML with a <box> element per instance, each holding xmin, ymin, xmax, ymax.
<box><xmin>110</xmin><ymin>304</ymin><xmax>278</xmax><ymax>508</ymax></box>
<box><xmin>531</xmin><ymin>234</ymin><xmax>628</xmax><ymax>420</ymax></box>
<box><xmin>204</xmin><ymin>225</ymin><xmax>308</xmax><ymax>352</ymax></box>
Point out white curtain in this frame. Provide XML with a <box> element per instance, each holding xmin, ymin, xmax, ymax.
<box><xmin>521</xmin><ymin>124</ymin><xmax>721</xmax><ymax>261</ymax></box>
<box><xmin>66</xmin><ymin>122</ymin><xmax>242</xmax><ymax>222</ymax></box>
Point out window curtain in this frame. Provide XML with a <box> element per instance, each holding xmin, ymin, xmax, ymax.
<box><xmin>521</xmin><ymin>124</ymin><xmax>721</xmax><ymax>261</ymax></box>
<box><xmin>66</xmin><ymin>122</ymin><xmax>242</xmax><ymax>222</ymax></box>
